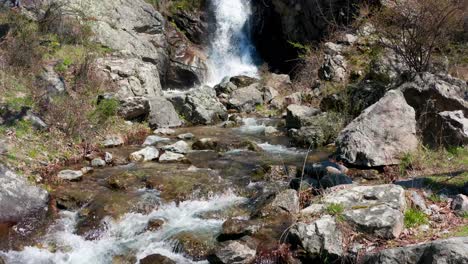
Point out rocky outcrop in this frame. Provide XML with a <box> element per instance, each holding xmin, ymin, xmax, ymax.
<box><xmin>336</xmin><ymin>90</ymin><xmax>419</xmax><ymax>167</ymax></box>
<box><xmin>171</xmin><ymin>9</ymin><xmax>208</xmax><ymax>45</ymax></box>
<box><xmin>227</xmin><ymin>84</ymin><xmax>264</xmax><ymax>112</ymax></box>
<box><xmin>285</xmin><ymin>104</ymin><xmax>321</xmax><ymax>129</ymax></box>
<box><xmin>362</xmin><ymin>237</ymin><xmax>468</xmax><ymax>264</ymax></box>
<box><xmin>0</xmin><ymin>164</ymin><xmax>48</xmax><ymax>223</ymax></box>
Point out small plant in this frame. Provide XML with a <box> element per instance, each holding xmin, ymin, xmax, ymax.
<box><xmin>404</xmin><ymin>208</ymin><xmax>429</xmax><ymax>228</ymax></box>
<box><xmin>399</xmin><ymin>152</ymin><xmax>414</xmax><ymax>175</ymax></box>
<box><xmin>326</xmin><ymin>203</ymin><xmax>344</xmax><ymax>216</ymax></box>
<box><xmin>428</xmin><ymin>193</ymin><xmax>442</xmax><ymax>203</ymax></box>
<box><xmin>92</xmin><ymin>98</ymin><xmax>120</xmax><ymax>123</ymax></box>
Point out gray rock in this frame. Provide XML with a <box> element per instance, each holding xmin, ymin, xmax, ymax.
<box><xmin>409</xmin><ymin>191</ymin><xmax>428</xmax><ymax>213</ymax></box>
<box><xmin>129</xmin><ymin>147</ymin><xmax>159</xmax><ymax>162</ymax></box>
<box><xmin>24</xmin><ymin>112</ymin><xmax>48</xmax><ymax>131</ymax></box>
<box><xmin>427</xmin><ymin>110</ymin><xmax>468</xmax><ymax>147</ymax></box>
<box><xmin>319</xmin><ymin>174</ymin><xmax>353</xmax><ymax>189</ymax></box>
<box><xmin>159</xmin><ymin>151</ymin><xmax>185</xmax><ymax>163</ymax></box>
<box><xmin>38</xmin><ymin>64</ymin><xmax>65</xmax><ymax>96</ymax></box>
<box><xmin>319</xmin><ymin>53</ymin><xmax>347</xmax><ymax>82</ymax></box>
<box><xmin>262</xmin><ymin>86</ymin><xmax>280</xmax><ymax>103</ymax></box>
<box><xmin>263</xmin><ymin>126</ymin><xmax>278</xmax><ymax>135</ymax></box>
<box><xmin>0</xmin><ymin>164</ymin><xmax>49</xmax><ymax>222</ymax></box>
<box><xmin>104</xmin><ymin>152</ymin><xmax>113</xmax><ymax>163</ymax></box>
<box><xmin>118</xmin><ymin>97</ymin><xmax>150</xmax><ymax>120</ymax></box>
<box><xmin>263</xmin><ymin>73</ymin><xmax>292</xmax><ymax>90</ymax></box>
<box><xmin>230</xmin><ymin>75</ymin><xmax>259</xmax><ymax>88</ymax></box>
<box><xmin>300</xmin><ymin>204</ymin><xmax>326</xmax><ymax>216</ymax></box>
<box><xmin>143</xmin><ymin>135</ymin><xmax>170</xmax><ymax>146</ymax></box>
<box><xmin>362</xmin><ymin>237</ymin><xmax>468</xmax><ymax>264</ymax></box>
<box><xmin>336</xmin><ymin>90</ymin><xmax>419</xmax><ymax>167</ymax></box>
<box><xmin>148</xmin><ymin>97</ymin><xmax>182</xmax><ymax>129</ymax></box>
<box><xmin>91</xmin><ymin>158</ymin><xmax>106</xmax><ymax>167</ymax></box>
<box><xmin>302</xmin><ymin>161</ymin><xmax>348</xmax><ymax>179</ymax></box>
<box><xmin>103</xmin><ymin>135</ymin><xmax>125</xmax><ymax>148</ymax></box>
<box><xmin>451</xmin><ymin>194</ymin><xmax>468</xmax><ymax>214</ymax></box>
<box><xmin>271</xmin><ymin>189</ymin><xmax>300</xmax><ymax>214</ymax></box>
<box><xmin>290</xmin><ymin>215</ymin><xmax>343</xmax><ymax>258</ymax></box>
<box><xmin>154</xmin><ymin>128</ymin><xmax>175</xmax><ymax>135</ymax></box>
<box><xmin>162</xmin><ymin>140</ymin><xmax>189</xmax><ymax>154</ymax></box>
<box><xmin>208</xmin><ymin>239</ymin><xmax>257</xmax><ymax>264</ymax></box>
<box><xmin>58</xmin><ymin>170</ymin><xmax>84</xmax><ymax>181</ymax></box>
<box><xmin>285</xmin><ymin>104</ymin><xmax>321</xmax><ymax>129</ymax></box>
<box><xmin>177</xmin><ymin>133</ymin><xmax>195</xmax><ymax>140</ymax></box>
<box><xmin>192</xmin><ymin>138</ymin><xmax>221</xmax><ymax>151</ymax></box>
<box><xmin>228</xmin><ymin>84</ymin><xmax>264</xmax><ymax>112</ymax></box>
<box><xmin>214</xmin><ymin>79</ymin><xmax>238</xmax><ymax>95</ymax></box>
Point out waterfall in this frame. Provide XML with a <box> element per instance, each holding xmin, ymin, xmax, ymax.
<box><xmin>206</xmin><ymin>0</ymin><xmax>259</xmax><ymax>85</ymax></box>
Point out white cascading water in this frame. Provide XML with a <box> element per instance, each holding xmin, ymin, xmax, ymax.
<box><xmin>206</xmin><ymin>0</ymin><xmax>259</xmax><ymax>85</ymax></box>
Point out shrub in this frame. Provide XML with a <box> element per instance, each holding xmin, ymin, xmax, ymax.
<box><xmin>404</xmin><ymin>208</ymin><xmax>428</xmax><ymax>228</ymax></box>
<box><xmin>325</xmin><ymin>203</ymin><xmax>344</xmax><ymax>216</ymax></box>
<box><xmin>372</xmin><ymin>0</ymin><xmax>464</xmax><ymax>72</ymax></box>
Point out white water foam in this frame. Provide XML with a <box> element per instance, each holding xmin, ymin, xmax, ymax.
<box><xmin>1</xmin><ymin>191</ymin><xmax>246</xmax><ymax>264</ymax></box>
<box><xmin>206</xmin><ymin>0</ymin><xmax>259</xmax><ymax>85</ymax></box>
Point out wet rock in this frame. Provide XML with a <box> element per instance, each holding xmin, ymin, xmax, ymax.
<box><xmin>263</xmin><ymin>126</ymin><xmax>278</xmax><ymax>135</ymax></box>
<box><xmin>91</xmin><ymin>158</ymin><xmax>106</xmax><ymax>167</ymax></box>
<box><xmin>271</xmin><ymin>189</ymin><xmax>300</xmax><ymax>215</ymax></box>
<box><xmin>362</xmin><ymin>237</ymin><xmax>468</xmax><ymax>264</ymax></box>
<box><xmin>58</xmin><ymin>170</ymin><xmax>83</xmax><ymax>181</ymax></box>
<box><xmin>159</xmin><ymin>151</ymin><xmax>185</xmax><ymax>163</ymax></box>
<box><xmin>172</xmin><ymin>232</ymin><xmax>214</xmax><ymax>261</ymax></box>
<box><xmin>285</xmin><ymin>104</ymin><xmax>320</xmax><ymax>129</ymax></box>
<box><xmin>171</xmin><ymin>9</ymin><xmax>208</xmax><ymax>45</ymax></box>
<box><xmin>117</xmin><ymin>96</ymin><xmax>150</xmax><ymax>120</ymax></box>
<box><xmin>129</xmin><ymin>147</ymin><xmax>159</xmax><ymax>162</ymax></box>
<box><xmin>112</xmin><ymin>255</ymin><xmax>137</xmax><ymax>264</ymax></box>
<box><xmin>208</xmin><ymin>238</ymin><xmax>257</xmax><ymax>264</ymax></box>
<box><xmin>178</xmin><ymin>133</ymin><xmax>195</xmax><ymax>140</ymax></box>
<box><xmin>451</xmin><ymin>194</ymin><xmax>468</xmax><ymax>214</ymax></box>
<box><xmin>146</xmin><ymin>218</ymin><xmax>164</xmax><ymax>231</ymax></box>
<box><xmin>319</xmin><ymin>174</ymin><xmax>353</xmax><ymax>189</ymax></box>
<box><xmin>139</xmin><ymin>254</ymin><xmax>175</xmax><ymax>264</ymax></box>
<box><xmin>0</xmin><ymin>164</ymin><xmax>49</xmax><ymax>222</ymax></box>
<box><xmin>154</xmin><ymin>128</ymin><xmax>176</xmax><ymax>135</ymax></box>
<box><xmin>289</xmin><ymin>215</ymin><xmax>343</xmax><ymax>259</ymax></box>
<box><xmin>162</xmin><ymin>140</ymin><xmax>189</xmax><ymax>154</ymax></box>
<box><xmin>240</xmin><ymin>140</ymin><xmax>263</xmax><ymax>152</ymax></box>
<box><xmin>106</xmin><ymin>172</ymin><xmax>141</xmax><ymax>190</ymax></box>
<box><xmin>301</xmin><ymin>161</ymin><xmax>348</xmax><ymax>179</ymax></box>
<box><xmin>148</xmin><ymin>97</ymin><xmax>182</xmax><ymax>129</ymax></box>
<box><xmin>218</xmin><ymin>219</ymin><xmax>259</xmax><ymax>241</ymax></box>
<box><xmin>228</xmin><ymin>84</ymin><xmax>264</xmax><ymax>112</ymax></box>
<box><xmin>230</xmin><ymin>75</ymin><xmax>259</xmax><ymax>88</ymax></box>
<box><xmin>214</xmin><ymin>79</ymin><xmax>238</xmax><ymax>95</ymax></box>
<box><xmin>192</xmin><ymin>138</ymin><xmax>224</xmax><ymax>151</ymax></box>
<box><xmin>103</xmin><ymin>135</ymin><xmax>125</xmax><ymax>148</ymax></box>
<box><xmin>54</xmin><ymin>188</ymin><xmax>94</xmax><ymax>210</ymax></box>
<box><xmin>336</xmin><ymin>90</ymin><xmax>418</xmax><ymax>167</ymax></box>
<box><xmin>143</xmin><ymin>135</ymin><xmax>170</xmax><ymax>146</ymax></box>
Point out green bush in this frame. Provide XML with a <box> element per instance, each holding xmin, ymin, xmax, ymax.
<box><xmin>92</xmin><ymin>98</ymin><xmax>120</xmax><ymax>123</ymax></box>
<box><xmin>404</xmin><ymin>208</ymin><xmax>429</xmax><ymax>228</ymax></box>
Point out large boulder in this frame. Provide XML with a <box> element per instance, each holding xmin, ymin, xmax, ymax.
<box><xmin>336</xmin><ymin>90</ymin><xmax>418</xmax><ymax>167</ymax></box>
<box><xmin>148</xmin><ymin>97</ymin><xmax>182</xmax><ymax>129</ymax></box>
<box><xmin>0</xmin><ymin>164</ymin><xmax>48</xmax><ymax>223</ymax></box>
<box><xmin>285</xmin><ymin>104</ymin><xmax>321</xmax><ymax>129</ymax></box>
<box><xmin>208</xmin><ymin>238</ymin><xmax>257</xmax><ymax>264</ymax></box>
<box><xmin>117</xmin><ymin>96</ymin><xmax>150</xmax><ymax>120</ymax></box>
<box><xmin>362</xmin><ymin>237</ymin><xmax>468</xmax><ymax>264</ymax></box>
<box><xmin>289</xmin><ymin>215</ymin><xmax>343</xmax><ymax>259</ymax></box>
<box><xmin>227</xmin><ymin>84</ymin><xmax>264</xmax><ymax>112</ymax></box>
<box><xmin>424</xmin><ymin>110</ymin><xmax>468</xmax><ymax>147</ymax></box>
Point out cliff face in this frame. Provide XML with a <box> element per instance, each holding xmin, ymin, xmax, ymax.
<box><xmin>252</xmin><ymin>0</ymin><xmax>361</xmax><ymax>73</ymax></box>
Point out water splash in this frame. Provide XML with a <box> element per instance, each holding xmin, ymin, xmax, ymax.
<box><xmin>207</xmin><ymin>0</ymin><xmax>259</xmax><ymax>85</ymax></box>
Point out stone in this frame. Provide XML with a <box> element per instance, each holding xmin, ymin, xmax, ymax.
<box><xmin>104</xmin><ymin>152</ymin><xmax>113</xmax><ymax>163</ymax></box>
<box><xmin>57</xmin><ymin>170</ymin><xmax>84</xmax><ymax>181</ymax></box>
<box><xmin>214</xmin><ymin>79</ymin><xmax>238</xmax><ymax>95</ymax></box>
<box><xmin>409</xmin><ymin>191</ymin><xmax>428</xmax><ymax>213</ymax></box>
<box><xmin>319</xmin><ymin>174</ymin><xmax>353</xmax><ymax>189</ymax></box>
<box><xmin>81</xmin><ymin>167</ymin><xmax>93</xmax><ymax>175</ymax></box>
<box><xmin>451</xmin><ymin>194</ymin><xmax>468</xmax><ymax>214</ymax></box>
<box><xmin>285</xmin><ymin>104</ymin><xmax>320</xmax><ymax>129</ymax></box>
<box><xmin>162</xmin><ymin>140</ymin><xmax>189</xmax><ymax>154</ymax></box>
<box><xmin>24</xmin><ymin>112</ymin><xmax>48</xmax><ymax>131</ymax></box>
<box><xmin>143</xmin><ymin>135</ymin><xmax>170</xmax><ymax>146</ymax></box>
<box><xmin>230</xmin><ymin>75</ymin><xmax>259</xmax><ymax>88</ymax></box>
<box><xmin>178</xmin><ymin>133</ymin><xmax>195</xmax><ymax>140</ymax></box>
<box><xmin>426</xmin><ymin>110</ymin><xmax>468</xmax><ymax>147</ymax></box>
<box><xmin>38</xmin><ymin>64</ymin><xmax>65</xmax><ymax>96</ymax></box>
<box><xmin>192</xmin><ymin>138</ymin><xmax>222</xmax><ymax>151</ymax></box>
<box><xmin>91</xmin><ymin>158</ymin><xmax>106</xmax><ymax>167</ymax></box>
<box><xmin>159</xmin><ymin>151</ymin><xmax>185</xmax><ymax>163</ymax></box>
<box><xmin>271</xmin><ymin>189</ymin><xmax>300</xmax><ymax>214</ymax></box>
<box><xmin>262</xmin><ymin>86</ymin><xmax>279</xmax><ymax>103</ymax></box>
<box><xmin>139</xmin><ymin>254</ymin><xmax>176</xmax><ymax>264</ymax></box>
<box><xmin>301</xmin><ymin>161</ymin><xmax>349</xmax><ymax>179</ymax></box>
<box><xmin>171</xmin><ymin>9</ymin><xmax>208</xmax><ymax>45</ymax></box>
<box><xmin>154</xmin><ymin>128</ymin><xmax>175</xmax><ymax>135</ymax></box>
<box><xmin>263</xmin><ymin>73</ymin><xmax>292</xmax><ymax>90</ymax></box>
<box><xmin>218</xmin><ymin>219</ymin><xmax>258</xmax><ymax>241</ymax></box>
<box><xmin>0</xmin><ymin>164</ymin><xmax>49</xmax><ymax>222</ymax></box>
<box><xmin>227</xmin><ymin>84</ymin><xmax>264</xmax><ymax>112</ymax></box>
<box><xmin>208</xmin><ymin>239</ymin><xmax>257</xmax><ymax>264</ymax></box>
<box><xmin>103</xmin><ymin>135</ymin><xmax>125</xmax><ymax>148</ymax></box>
<box><xmin>301</xmin><ymin>204</ymin><xmax>326</xmax><ymax>216</ymax></box>
<box><xmin>129</xmin><ymin>147</ymin><xmax>159</xmax><ymax>162</ymax></box>
<box><xmin>263</xmin><ymin>126</ymin><xmax>278</xmax><ymax>135</ymax></box>
<box><xmin>148</xmin><ymin>97</ymin><xmax>182</xmax><ymax>129</ymax></box>
<box><xmin>336</xmin><ymin>90</ymin><xmax>419</xmax><ymax>167</ymax></box>
<box><xmin>117</xmin><ymin>97</ymin><xmax>150</xmax><ymax>120</ymax></box>
<box><xmin>146</xmin><ymin>218</ymin><xmax>164</xmax><ymax>231</ymax></box>
<box><xmin>362</xmin><ymin>237</ymin><xmax>468</xmax><ymax>264</ymax></box>
<box><xmin>289</xmin><ymin>215</ymin><xmax>343</xmax><ymax>258</ymax></box>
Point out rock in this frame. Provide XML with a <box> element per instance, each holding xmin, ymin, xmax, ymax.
<box><xmin>336</xmin><ymin>90</ymin><xmax>419</xmax><ymax>167</ymax></box>
<box><xmin>230</xmin><ymin>75</ymin><xmax>259</xmax><ymax>88</ymax></box>
<box><xmin>139</xmin><ymin>254</ymin><xmax>175</xmax><ymax>264</ymax></box>
<box><xmin>284</xmin><ymin>92</ymin><xmax>303</xmax><ymax>105</ymax></box>
<box><xmin>162</xmin><ymin>140</ymin><xmax>189</xmax><ymax>154</ymax></box>
<box><xmin>262</xmin><ymin>86</ymin><xmax>279</xmax><ymax>103</ymax></box>
<box><xmin>208</xmin><ymin>238</ymin><xmax>257</xmax><ymax>264</ymax></box>
<box><xmin>451</xmin><ymin>194</ymin><xmax>468</xmax><ymax>214</ymax></box>
<box><xmin>159</xmin><ymin>151</ymin><xmax>185</xmax><ymax>163</ymax></box>
<box><xmin>81</xmin><ymin>167</ymin><xmax>93</xmax><ymax>175</ymax></box>
<box><xmin>24</xmin><ymin>111</ymin><xmax>48</xmax><ymax>131</ymax></box>
<box><xmin>143</xmin><ymin>135</ymin><xmax>170</xmax><ymax>146</ymax></box>
<box><xmin>263</xmin><ymin>73</ymin><xmax>292</xmax><ymax>90</ymax></box>
<box><xmin>148</xmin><ymin>97</ymin><xmax>182</xmax><ymax>129</ymax></box>
<box><xmin>263</xmin><ymin>126</ymin><xmax>278</xmax><ymax>135</ymax></box>
<box><xmin>362</xmin><ymin>237</ymin><xmax>468</xmax><ymax>264</ymax></box>
<box><xmin>192</xmin><ymin>138</ymin><xmax>222</xmax><ymax>151</ymax></box>
<box><xmin>214</xmin><ymin>79</ymin><xmax>238</xmax><ymax>95</ymax></box>
<box><xmin>104</xmin><ymin>152</ymin><xmax>113</xmax><ymax>163</ymax></box>
<box><xmin>322</xmin><ymin>184</ymin><xmax>407</xmax><ymax>238</ymax></box>
<box><xmin>172</xmin><ymin>10</ymin><xmax>208</xmax><ymax>45</ymax></box>
<box><xmin>0</xmin><ymin>164</ymin><xmax>49</xmax><ymax>223</ymax></box>
<box><xmin>289</xmin><ymin>215</ymin><xmax>343</xmax><ymax>258</ymax></box>
<box><xmin>106</xmin><ymin>173</ymin><xmax>140</xmax><ymax>191</ymax></box>
<box><xmin>91</xmin><ymin>158</ymin><xmax>106</xmax><ymax>167</ymax></box>
<box><xmin>103</xmin><ymin>135</ymin><xmax>125</xmax><ymax>148</ymax></box>
<box><xmin>301</xmin><ymin>161</ymin><xmax>348</xmax><ymax>179</ymax></box>
<box><xmin>271</xmin><ymin>189</ymin><xmax>300</xmax><ymax>214</ymax></box>
<box><xmin>319</xmin><ymin>53</ymin><xmax>347</xmax><ymax>82</ymax></box>
<box><xmin>319</xmin><ymin>174</ymin><xmax>353</xmax><ymax>189</ymax></box>
<box><xmin>154</xmin><ymin>128</ymin><xmax>175</xmax><ymax>135</ymax></box>
<box><xmin>129</xmin><ymin>147</ymin><xmax>159</xmax><ymax>162</ymax></box>
<box><xmin>146</xmin><ymin>218</ymin><xmax>164</xmax><ymax>231</ymax></box>
<box><xmin>301</xmin><ymin>204</ymin><xmax>326</xmax><ymax>216</ymax></box>
<box><xmin>178</xmin><ymin>133</ymin><xmax>195</xmax><ymax>140</ymax></box>
<box><xmin>285</xmin><ymin>104</ymin><xmax>320</xmax><ymax>129</ymax></box>
<box><xmin>425</xmin><ymin>110</ymin><xmax>468</xmax><ymax>147</ymax></box>
<box><xmin>340</xmin><ymin>33</ymin><xmax>358</xmax><ymax>45</ymax></box>
<box><xmin>227</xmin><ymin>84</ymin><xmax>264</xmax><ymax>112</ymax></box>
<box><xmin>38</xmin><ymin>64</ymin><xmax>65</xmax><ymax>96</ymax></box>
<box><xmin>409</xmin><ymin>191</ymin><xmax>428</xmax><ymax>213</ymax></box>
<box><xmin>117</xmin><ymin>97</ymin><xmax>150</xmax><ymax>120</ymax></box>
<box><xmin>218</xmin><ymin>219</ymin><xmax>258</xmax><ymax>241</ymax></box>
<box><xmin>57</xmin><ymin>170</ymin><xmax>83</xmax><ymax>181</ymax></box>
<box><xmin>112</xmin><ymin>255</ymin><xmax>137</xmax><ymax>264</ymax></box>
